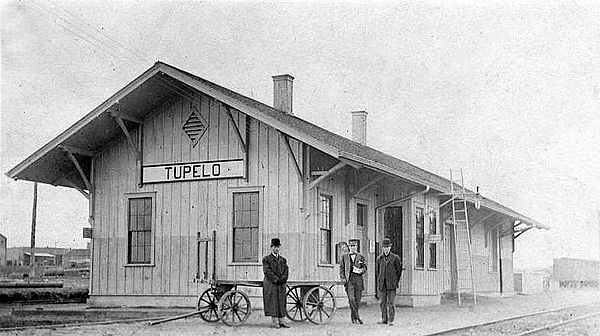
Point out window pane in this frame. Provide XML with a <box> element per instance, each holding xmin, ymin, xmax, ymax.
<box><xmin>416</xmin><ymin>238</ymin><xmax>424</xmax><ymax>268</ymax></box>
<box><xmin>234</xmin><ymin>193</ymin><xmax>243</xmax><ymax>211</ymax></box>
<box><xmin>428</xmin><ymin>206</ymin><xmax>437</xmax><ymax>235</ymax></box>
<box><xmin>136</xmin><ymin>199</ymin><xmax>144</xmax><ymax>216</ymax></box>
<box><xmin>137</xmin><ymin>243</ymin><xmax>144</xmax><ymax>263</ymax></box>
<box><xmin>241</xmin><ymin>193</ymin><xmax>249</xmax><ymax>211</ymax></box>
<box><xmin>144</xmin><ymin>246</ymin><xmax>151</xmax><ymax>263</ymax></box>
<box><xmin>429</xmin><ymin>243</ymin><xmax>437</xmax><ymax>268</ymax></box>
<box><xmin>129</xmin><ymin>200</ymin><xmax>136</xmax><ymax>219</ymax></box>
<box><xmin>145</xmin><ymin>231</ymin><xmax>151</xmax><ymax>247</ymax></box>
<box><xmin>233</xmin><ymin>210</ymin><xmax>241</xmax><ymax>228</ymax></box>
<box><xmin>250</xmin><ymin>210</ymin><xmax>258</xmax><ymax>228</ymax></box>
<box><xmin>416</xmin><ymin>207</ymin><xmax>424</xmax><ymax>238</ymax></box>
<box><xmin>144</xmin><ymin>198</ymin><xmax>152</xmax><ymax>215</ymax></box>
<box><xmin>251</xmin><ymin>227</ymin><xmax>258</xmax><ymax>260</ymax></box>
<box><xmin>233</xmin><ymin>228</ymin><xmax>240</xmax><ymax>261</ymax></box>
<box><xmin>357</xmin><ymin>204</ymin><xmax>366</xmax><ymax>226</ymax></box>
<box><xmin>250</xmin><ymin>193</ymin><xmax>258</xmax><ymax>211</ymax></box>
<box><xmin>320</xmin><ymin>229</ymin><xmax>331</xmax><ymax>263</ymax></box>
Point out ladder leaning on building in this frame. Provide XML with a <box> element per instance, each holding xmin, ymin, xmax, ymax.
<box><xmin>450</xmin><ymin>169</ymin><xmax>477</xmax><ymax>307</ymax></box>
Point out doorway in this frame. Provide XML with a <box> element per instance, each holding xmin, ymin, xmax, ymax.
<box><xmin>356</xmin><ymin>202</ymin><xmax>369</xmax><ymax>290</ymax></box>
<box><xmin>383</xmin><ymin>206</ymin><xmax>403</xmax><ymax>258</ymax></box>
<box><xmin>375</xmin><ymin>205</ymin><xmax>403</xmax><ymax>294</ymax></box>
<box><xmin>444</xmin><ymin>223</ymin><xmax>457</xmax><ymax>293</ymax></box>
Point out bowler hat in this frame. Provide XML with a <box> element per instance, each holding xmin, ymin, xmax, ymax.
<box><xmin>382</xmin><ymin>238</ymin><xmax>392</xmax><ymax>247</ymax></box>
<box><xmin>270</xmin><ymin>238</ymin><xmax>281</xmax><ymax>247</ymax></box>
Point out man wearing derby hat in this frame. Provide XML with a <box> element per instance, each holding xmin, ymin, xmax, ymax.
<box><xmin>376</xmin><ymin>237</ymin><xmax>403</xmax><ymax>326</ymax></box>
<box><xmin>339</xmin><ymin>239</ymin><xmax>367</xmax><ymax>324</ymax></box>
<box><xmin>262</xmin><ymin>238</ymin><xmax>290</xmax><ymax>328</ymax></box>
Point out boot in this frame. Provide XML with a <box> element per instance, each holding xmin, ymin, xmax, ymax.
<box><xmin>279</xmin><ymin>317</ymin><xmax>290</xmax><ymax>328</ymax></box>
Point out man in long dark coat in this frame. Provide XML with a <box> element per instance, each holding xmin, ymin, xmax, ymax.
<box><xmin>376</xmin><ymin>237</ymin><xmax>403</xmax><ymax>326</ymax></box>
<box><xmin>262</xmin><ymin>238</ymin><xmax>290</xmax><ymax>328</ymax></box>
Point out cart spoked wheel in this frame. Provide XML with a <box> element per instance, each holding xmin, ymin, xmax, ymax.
<box><xmin>219</xmin><ymin>290</ymin><xmax>251</xmax><ymax>326</ymax></box>
<box><xmin>286</xmin><ymin>286</ymin><xmax>308</xmax><ymax>321</ymax></box>
<box><xmin>303</xmin><ymin>286</ymin><xmax>337</xmax><ymax>324</ymax></box>
<box><xmin>197</xmin><ymin>288</ymin><xmax>221</xmax><ymax>322</ymax></box>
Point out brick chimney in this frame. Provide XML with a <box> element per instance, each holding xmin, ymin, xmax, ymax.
<box><xmin>272</xmin><ymin>74</ymin><xmax>294</xmax><ymax>115</ymax></box>
<box><xmin>351</xmin><ymin>110</ymin><xmax>368</xmax><ymax>145</ymax></box>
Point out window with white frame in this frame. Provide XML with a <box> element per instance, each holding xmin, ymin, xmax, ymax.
<box><xmin>128</xmin><ymin>197</ymin><xmax>152</xmax><ymax>264</ymax></box>
<box><xmin>232</xmin><ymin>192</ymin><xmax>260</xmax><ymax>262</ymax></box>
<box><xmin>319</xmin><ymin>194</ymin><xmax>333</xmax><ymax>264</ymax></box>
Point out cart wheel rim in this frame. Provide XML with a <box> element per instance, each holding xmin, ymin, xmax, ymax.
<box><xmin>197</xmin><ymin>288</ymin><xmax>221</xmax><ymax>322</ymax></box>
<box><xmin>286</xmin><ymin>286</ymin><xmax>308</xmax><ymax>321</ymax></box>
<box><xmin>220</xmin><ymin>290</ymin><xmax>251</xmax><ymax>326</ymax></box>
<box><xmin>303</xmin><ymin>286</ymin><xmax>336</xmax><ymax>324</ymax></box>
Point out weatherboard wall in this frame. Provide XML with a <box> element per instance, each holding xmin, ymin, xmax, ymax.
<box><xmin>90</xmin><ymin>93</ymin><xmax>307</xmax><ymax>304</ymax></box>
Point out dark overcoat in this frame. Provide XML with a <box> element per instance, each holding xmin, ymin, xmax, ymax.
<box><xmin>262</xmin><ymin>254</ymin><xmax>289</xmax><ymax>317</ymax></box>
<box><xmin>376</xmin><ymin>252</ymin><xmax>403</xmax><ymax>290</ymax></box>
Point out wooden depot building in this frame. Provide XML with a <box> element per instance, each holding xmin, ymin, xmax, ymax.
<box><xmin>7</xmin><ymin>62</ymin><xmax>547</xmax><ymax>307</ymax></box>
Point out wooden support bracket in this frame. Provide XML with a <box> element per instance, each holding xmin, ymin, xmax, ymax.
<box><xmin>349</xmin><ymin>176</ymin><xmax>383</xmax><ymax>199</ymax></box>
<box><xmin>110</xmin><ymin>110</ymin><xmax>142</xmax><ymax>124</ymax></box>
<box><xmin>61</xmin><ymin>147</ymin><xmax>92</xmax><ymax>191</ymax></box>
<box><xmin>514</xmin><ymin>226</ymin><xmax>533</xmax><ymax>239</ymax></box>
<box><xmin>376</xmin><ymin>186</ymin><xmax>430</xmax><ymax>211</ymax></box>
<box><xmin>280</xmin><ymin>132</ymin><xmax>303</xmax><ymax>181</ymax></box>
<box><xmin>58</xmin><ymin>145</ymin><xmax>95</xmax><ymax>157</ymax></box>
<box><xmin>62</xmin><ymin>178</ymin><xmax>90</xmax><ymax>199</ymax></box>
<box><xmin>223</xmin><ymin>104</ymin><xmax>247</xmax><ymax>153</ymax></box>
<box><xmin>309</xmin><ymin>162</ymin><xmax>346</xmax><ymax>190</ymax></box>
<box><xmin>112</xmin><ymin>114</ymin><xmax>141</xmax><ymax>160</ymax></box>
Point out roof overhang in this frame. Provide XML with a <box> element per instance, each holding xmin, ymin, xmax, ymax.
<box><xmin>6</xmin><ymin>61</ymin><xmax>546</xmax><ymax>231</ymax></box>
<box><xmin>6</xmin><ymin>62</ymin><xmax>339</xmax><ymax>189</ymax></box>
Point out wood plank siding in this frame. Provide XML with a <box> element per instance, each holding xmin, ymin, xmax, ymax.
<box><xmin>89</xmin><ymin>91</ymin><xmax>515</xmax><ymax>306</ymax></box>
<box><xmin>91</xmin><ymin>93</ymin><xmax>313</xmax><ymax>301</ymax></box>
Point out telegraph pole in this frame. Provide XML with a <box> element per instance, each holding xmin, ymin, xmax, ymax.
<box><xmin>30</xmin><ymin>182</ymin><xmax>38</xmax><ymax>277</ymax></box>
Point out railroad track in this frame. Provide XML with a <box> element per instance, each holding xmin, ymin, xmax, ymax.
<box><xmin>1</xmin><ymin>298</ymin><xmax>87</xmax><ymax>306</ymax></box>
<box><xmin>426</xmin><ymin>304</ymin><xmax>600</xmax><ymax>335</ymax></box>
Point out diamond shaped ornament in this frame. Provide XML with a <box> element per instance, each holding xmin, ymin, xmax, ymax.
<box><xmin>182</xmin><ymin>107</ymin><xmax>208</xmax><ymax>147</ymax></box>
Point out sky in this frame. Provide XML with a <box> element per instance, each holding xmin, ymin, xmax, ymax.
<box><xmin>1</xmin><ymin>0</ymin><xmax>599</xmax><ymax>270</ymax></box>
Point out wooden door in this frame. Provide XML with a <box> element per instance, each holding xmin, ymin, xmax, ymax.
<box><xmin>356</xmin><ymin>202</ymin><xmax>369</xmax><ymax>291</ymax></box>
<box><xmin>383</xmin><ymin>207</ymin><xmax>403</xmax><ymax>258</ymax></box>
<box><xmin>444</xmin><ymin>224</ymin><xmax>457</xmax><ymax>293</ymax></box>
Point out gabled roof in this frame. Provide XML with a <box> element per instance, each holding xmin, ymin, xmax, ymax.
<box><xmin>6</xmin><ymin>62</ymin><xmax>548</xmax><ymax>229</ymax></box>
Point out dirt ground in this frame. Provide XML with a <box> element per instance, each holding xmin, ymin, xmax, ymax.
<box><xmin>2</xmin><ymin>289</ymin><xmax>600</xmax><ymax>336</ymax></box>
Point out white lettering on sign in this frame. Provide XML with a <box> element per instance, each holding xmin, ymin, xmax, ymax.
<box><xmin>143</xmin><ymin>159</ymin><xmax>244</xmax><ymax>184</ymax></box>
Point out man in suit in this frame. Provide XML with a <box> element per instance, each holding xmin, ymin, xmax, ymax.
<box><xmin>262</xmin><ymin>238</ymin><xmax>290</xmax><ymax>329</ymax></box>
<box><xmin>376</xmin><ymin>237</ymin><xmax>403</xmax><ymax>326</ymax></box>
<box><xmin>339</xmin><ymin>239</ymin><xmax>366</xmax><ymax>324</ymax></box>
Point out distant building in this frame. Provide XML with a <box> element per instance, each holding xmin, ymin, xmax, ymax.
<box><xmin>0</xmin><ymin>234</ymin><xmax>6</xmax><ymax>266</ymax></box>
<box><xmin>514</xmin><ymin>271</ymin><xmax>548</xmax><ymax>294</ymax></box>
<box><xmin>64</xmin><ymin>248</ymin><xmax>91</xmax><ymax>268</ymax></box>
<box><xmin>553</xmin><ymin>258</ymin><xmax>600</xmax><ymax>288</ymax></box>
<box><xmin>6</xmin><ymin>246</ymin><xmax>90</xmax><ymax>267</ymax></box>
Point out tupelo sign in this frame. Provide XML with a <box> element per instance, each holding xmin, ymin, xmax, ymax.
<box><xmin>142</xmin><ymin>159</ymin><xmax>244</xmax><ymax>184</ymax></box>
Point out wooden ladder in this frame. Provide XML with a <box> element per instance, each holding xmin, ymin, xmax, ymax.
<box><xmin>450</xmin><ymin>169</ymin><xmax>477</xmax><ymax>307</ymax></box>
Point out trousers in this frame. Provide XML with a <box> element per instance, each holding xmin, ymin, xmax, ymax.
<box><xmin>378</xmin><ymin>288</ymin><xmax>396</xmax><ymax>322</ymax></box>
<box><xmin>345</xmin><ymin>273</ymin><xmax>364</xmax><ymax>320</ymax></box>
